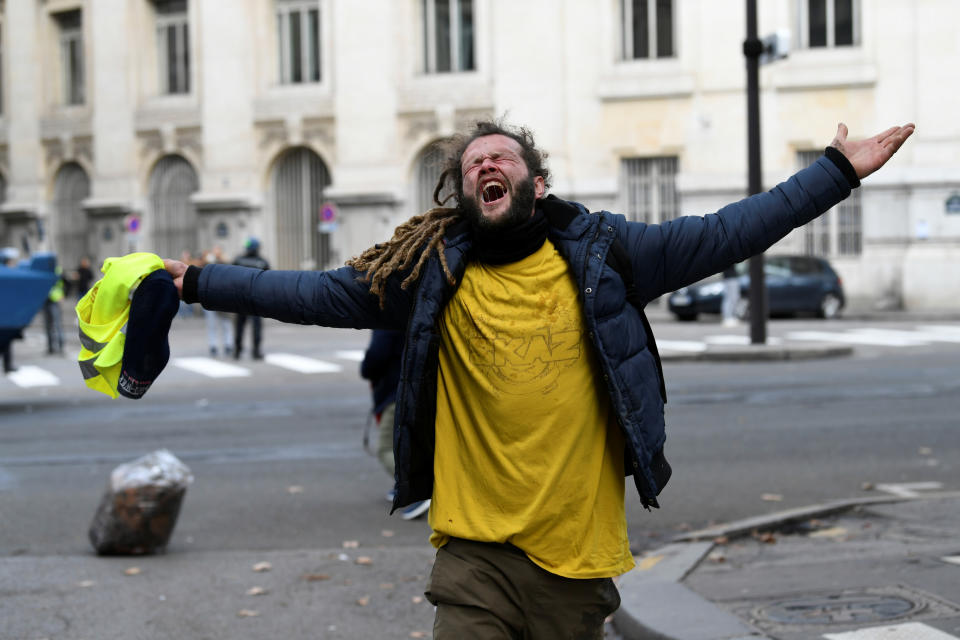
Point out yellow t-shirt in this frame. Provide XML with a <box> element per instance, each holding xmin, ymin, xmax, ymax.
<box><xmin>429</xmin><ymin>239</ymin><xmax>634</xmax><ymax>579</ymax></box>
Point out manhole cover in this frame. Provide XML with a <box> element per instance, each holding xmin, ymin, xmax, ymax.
<box><xmin>759</xmin><ymin>593</ymin><xmax>918</xmax><ymax>625</ymax></box>
<box><xmin>733</xmin><ymin>585</ymin><xmax>960</xmax><ymax>634</ymax></box>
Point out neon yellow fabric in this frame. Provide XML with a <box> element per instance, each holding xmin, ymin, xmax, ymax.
<box><xmin>428</xmin><ymin>240</ymin><xmax>634</xmax><ymax>579</ymax></box>
<box><xmin>48</xmin><ymin>267</ymin><xmax>65</xmax><ymax>302</ymax></box>
<box><xmin>75</xmin><ymin>253</ymin><xmax>165</xmax><ymax>398</ymax></box>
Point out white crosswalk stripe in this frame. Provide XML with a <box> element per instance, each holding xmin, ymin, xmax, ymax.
<box><xmin>264</xmin><ymin>353</ymin><xmax>342</xmax><ymax>373</ymax></box>
<box><xmin>172</xmin><ymin>357</ymin><xmax>252</xmax><ymax>378</ymax></box>
<box><xmin>6</xmin><ymin>365</ymin><xmax>60</xmax><ymax>388</ymax></box>
<box><xmin>657</xmin><ymin>340</ymin><xmax>708</xmax><ymax>353</ymax></box>
<box><xmin>335</xmin><ymin>349</ymin><xmax>365</xmax><ymax>362</ymax></box>
<box><xmin>786</xmin><ymin>330</ymin><xmax>931</xmax><ymax>347</ymax></box>
<box><xmin>656</xmin><ymin>324</ymin><xmax>960</xmax><ymax>353</ymax></box>
<box><xmin>823</xmin><ymin>621</ymin><xmax>960</xmax><ymax>639</ymax></box>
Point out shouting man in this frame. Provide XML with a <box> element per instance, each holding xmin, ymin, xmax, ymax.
<box><xmin>164</xmin><ymin>119</ymin><xmax>914</xmax><ymax>638</ymax></box>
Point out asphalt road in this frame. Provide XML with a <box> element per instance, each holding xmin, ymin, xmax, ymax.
<box><xmin>2</xmin><ymin>310</ymin><xmax>958</xmax><ymax>560</ymax></box>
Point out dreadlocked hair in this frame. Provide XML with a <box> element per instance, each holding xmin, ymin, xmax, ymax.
<box><xmin>346</xmin><ymin>170</ymin><xmax>461</xmax><ymax>309</ymax></box>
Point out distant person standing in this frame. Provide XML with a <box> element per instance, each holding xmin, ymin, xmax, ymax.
<box><xmin>360</xmin><ymin>329</ymin><xmax>430</xmax><ymax>520</ymax></box>
<box><xmin>233</xmin><ymin>238</ymin><xmax>269</xmax><ymax>360</ymax></box>
<box><xmin>44</xmin><ymin>265</ymin><xmax>66</xmax><ymax>355</ymax></box>
<box><xmin>202</xmin><ymin>246</ymin><xmax>234</xmax><ymax>357</ymax></box>
<box><xmin>721</xmin><ymin>264</ymin><xmax>741</xmax><ymax>327</ymax></box>
<box><xmin>2</xmin><ymin>251</ymin><xmax>18</xmax><ymax>372</ymax></box>
<box><xmin>74</xmin><ymin>257</ymin><xmax>94</xmax><ymax>299</ymax></box>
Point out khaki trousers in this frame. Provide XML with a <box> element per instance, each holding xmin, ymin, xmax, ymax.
<box><xmin>425</xmin><ymin>537</ymin><xmax>620</xmax><ymax>640</ymax></box>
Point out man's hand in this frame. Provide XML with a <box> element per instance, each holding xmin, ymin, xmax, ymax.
<box><xmin>163</xmin><ymin>259</ymin><xmax>187</xmax><ymax>298</ymax></box>
<box><xmin>831</xmin><ymin>122</ymin><xmax>915</xmax><ymax>180</ymax></box>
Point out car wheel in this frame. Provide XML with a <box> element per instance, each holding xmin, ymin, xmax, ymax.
<box><xmin>734</xmin><ymin>298</ymin><xmax>750</xmax><ymax>320</ymax></box>
<box><xmin>818</xmin><ymin>293</ymin><xmax>842</xmax><ymax>319</ymax></box>
<box><xmin>674</xmin><ymin>313</ymin><xmax>698</xmax><ymax>322</ymax></box>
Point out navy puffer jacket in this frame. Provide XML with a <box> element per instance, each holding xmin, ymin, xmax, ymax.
<box><xmin>195</xmin><ymin>155</ymin><xmax>853</xmax><ymax>512</ymax></box>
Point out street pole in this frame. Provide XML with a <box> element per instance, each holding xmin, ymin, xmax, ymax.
<box><xmin>744</xmin><ymin>0</ymin><xmax>767</xmax><ymax>344</ymax></box>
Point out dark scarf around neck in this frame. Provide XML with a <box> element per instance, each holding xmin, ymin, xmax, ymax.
<box><xmin>472</xmin><ymin>208</ymin><xmax>548</xmax><ymax>265</ymax></box>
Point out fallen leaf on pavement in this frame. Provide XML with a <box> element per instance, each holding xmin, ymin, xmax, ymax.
<box><xmin>252</xmin><ymin>562</ymin><xmax>272</xmax><ymax>572</ymax></box>
<box><xmin>761</xmin><ymin>493</ymin><xmax>783</xmax><ymax>502</ymax></box>
<box><xmin>713</xmin><ymin>536</ymin><xmax>729</xmax><ymax>545</ymax></box>
<box><xmin>237</xmin><ymin>609</ymin><xmax>260</xmax><ymax>618</ymax></box>
<box><xmin>861</xmin><ymin>482</ymin><xmax>874</xmax><ymax>491</ymax></box>
<box><xmin>380</xmin><ymin>582</ymin><xmax>394</xmax><ymax>589</ymax></box>
<box><xmin>355</xmin><ymin>556</ymin><xmax>373</xmax><ymax>565</ymax></box>
<box><xmin>246</xmin><ymin>586</ymin><xmax>268</xmax><ymax>596</ymax></box>
<box><xmin>410</xmin><ymin>632</ymin><xmax>428</xmax><ymax>638</ymax></box>
<box><xmin>287</xmin><ymin>485</ymin><xmax>304</xmax><ymax>494</ymax></box>
<box><xmin>707</xmin><ymin>551</ymin><xmax>726</xmax><ymax>563</ymax></box>
<box><xmin>77</xmin><ymin>580</ymin><xmax>96</xmax><ymax>588</ymax></box>
<box><xmin>381</xmin><ymin>530</ymin><xmax>395</xmax><ymax>537</ymax></box>
<box><xmin>412</xmin><ymin>596</ymin><xmax>424</xmax><ymax>604</ymax></box>
<box><xmin>809</xmin><ymin>527</ymin><xmax>848</xmax><ymax>540</ymax></box>
<box><xmin>356</xmin><ymin>596</ymin><xmax>370</xmax><ymax>606</ymax></box>
<box><xmin>754</xmin><ymin>531</ymin><xmax>777</xmax><ymax>544</ymax></box>
<box><xmin>919</xmin><ymin>446</ymin><xmax>933</xmax><ymax>456</ymax></box>
<box><xmin>124</xmin><ymin>567</ymin><xmax>141</xmax><ymax>576</ymax></box>
<box><xmin>303</xmin><ymin>573</ymin><xmax>331</xmax><ymax>582</ymax></box>
<box><xmin>342</xmin><ymin>540</ymin><xmax>359</xmax><ymax>549</ymax></box>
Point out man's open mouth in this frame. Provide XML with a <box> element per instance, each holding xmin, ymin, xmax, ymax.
<box><xmin>481</xmin><ymin>180</ymin><xmax>507</xmax><ymax>204</ymax></box>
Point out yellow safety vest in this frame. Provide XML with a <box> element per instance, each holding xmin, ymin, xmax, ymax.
<box><xmin>49</xmin><ymin>267</ymin><xmax>65</xmax><ymax>303</ymax></box>
<box><xmin>76</xmin><ymin>253</ymin><xmax>167</xmax><ymax>398</ymax></box>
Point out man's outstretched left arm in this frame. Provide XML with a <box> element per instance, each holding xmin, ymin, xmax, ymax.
<box><xmin>624</xmin><ymin>122</ymin><xmax>914</xmax><ymax>300</ymax></box>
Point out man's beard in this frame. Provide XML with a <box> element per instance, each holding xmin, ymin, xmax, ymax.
<box><xmin>460</xmin><ymin>175</ymin><xmax>537</xmax><ymax>234</ymax></box>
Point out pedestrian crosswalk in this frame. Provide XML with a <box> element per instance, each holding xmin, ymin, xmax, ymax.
<box><xmin>823</xmin><ymin>621</ymin><xmax>959</xmax><ymax>639</ymax></box>
<box><xmin>4</xmin><ymin>324</ymin><xmax>960</xmax><ymax>389</ymax></box>
<box><xmin>656</xmin><ymin>323</ymin><xmax>960</xmax><ymax>354</ymax></box>
<box><xmin>1</xmin><ymin>351</ymin><xmax>355</xmax><ymax>389</ymax></box>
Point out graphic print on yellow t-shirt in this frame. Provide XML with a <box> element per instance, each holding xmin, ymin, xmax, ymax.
<box><xmin>429</xmin><ymin>239</ymin><xmax>634</xmax><ymax>579</ymax></box>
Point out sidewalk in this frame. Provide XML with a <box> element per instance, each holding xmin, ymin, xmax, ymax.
<box><xmin>614</xmin><ymin>492</ymin><xmax>960</xmax><ymax>640</ymax></box>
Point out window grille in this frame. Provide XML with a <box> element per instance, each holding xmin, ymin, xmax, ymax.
<box><xmin>155</xmin><ymin>0</ymin><xmax>190</xmax><ymax>94</ymax></box>
<box><xmin>56</xmin><ymin>11</ymin><xmax>84</xmax><ymax>105</ymax></box>
<box><xmin>620</xmin><ymin>156</ymin><xmax>679</xmax><ymax>224</ymax></box>
<box><xmin>797</xmin><ymin>150</ymin><xmax>862</xmax><ymax>256</ymax></box>
<box><xmin>799</xmin><ymin>0</ymin><xmax>858</xmax><ymax>48</ymax></box>
<box><xmin>148</xmin><ymin>155</ymin><xmax>199</xmax><ymax>259</ymax></box>
<box><xmin>53</xmin><ymin>163</ymin><xmax>91</xmax><ymax>271</ymax></box>
<box><xmin>423</xmin><ymin>0</ymin><xmax>474</xmax><ymax>73</ymax></box>
<box><xmin>277</xmin><ymin>0</ymin><xmax>321</xmax><ymax>84</ymax></box>
<box><xmin>272</xmin><ymin>147</ymin><xmax>331</xmax><ymax>270</ymax></box>
<box><xmin>621</xmin><ymin>0</ymin><xmax>675</xmax><ymax>60</ymax></box>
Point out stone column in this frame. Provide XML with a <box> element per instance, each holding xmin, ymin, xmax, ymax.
<box><xmin>3</xmin><ymin>1</ymin><xmax>43</xmax><ymax>209</ymax></box>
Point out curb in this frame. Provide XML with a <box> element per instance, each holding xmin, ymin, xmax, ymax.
<box><xmin>613</xmin><ymin>492</ymin><xmax>960</xmax><ymax>640</ymax></box>
<box><xmin>660</xmin><ymin>343</ymin><xmax>853</xmax><ymax>363</ymax></box>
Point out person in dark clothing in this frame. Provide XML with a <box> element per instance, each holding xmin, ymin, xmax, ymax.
<box><xmin>163</xmin><ymin>119</ymin><xmax>914</xmax><ymax>638</ymax></box>
<box><xmin>232</xmin><ymin>238</ymin><xmax>270</xmax><ymax>359</ymax></box>
<box><xmin>74</xmin><ymin>257</ymin><xmax>94</xmax><ymax>299</ymax></box>
<box><xmin>360</xmin><ymin>329</ymin><xmax>430</xmax><ymax>520</ymax></box>
<box><xmin>1</xmin><ymin>254</ymin><xmax>18</xmax><ymax>373</ymax></box>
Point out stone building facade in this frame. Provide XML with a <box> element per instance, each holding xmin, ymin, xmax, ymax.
<box><xmin>0</xmin><ymin>0</ymin><xmax>957</xmax><ymax>309</ymax></box>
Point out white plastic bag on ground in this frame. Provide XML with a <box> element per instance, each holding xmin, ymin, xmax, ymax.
<box><xmin>88</xmin><ymin>449</ymin><xmax>194</xmax><ymax>555</ymax></box>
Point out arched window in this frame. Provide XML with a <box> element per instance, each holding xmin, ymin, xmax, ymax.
<box><xmin>53</xmin><ymin>162</ymin><xmax>91</xmax><ymax>270</ymax></box>
<box><xmin>271</xmin><ymin>147</ymin><xmax>331</xmax><ymax>270</ymax></box>
<box><xmin>148</xmin><ymin>155</ymin><xmax>199</xmax><ymax>258</ymax></box>
<box><xmin>414</xmin><ymin>141</ymin><xmax>450</xmax><ymax>214</ymax></box>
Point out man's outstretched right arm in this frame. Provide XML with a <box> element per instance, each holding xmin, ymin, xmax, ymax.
<box><xmin>162</xmin><ymin>259</ymin><xmax>409</xmax><ymax>331</ymax></box>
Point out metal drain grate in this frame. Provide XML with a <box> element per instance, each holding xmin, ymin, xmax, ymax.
<box><xmin>732</xmin><ymin>585</ymin><xmax>960</xmax><ymax>635</ymax></box>
<box><xmin>759</xmin><ymin>593</ymin><xmax>917</xmax><ymax>625</ymax></box>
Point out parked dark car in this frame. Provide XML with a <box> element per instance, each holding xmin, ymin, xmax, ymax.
<box><xmin>667</xmin><ymin>255</ymin><xmax>845</xmax><ymax>321</ymax></box>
